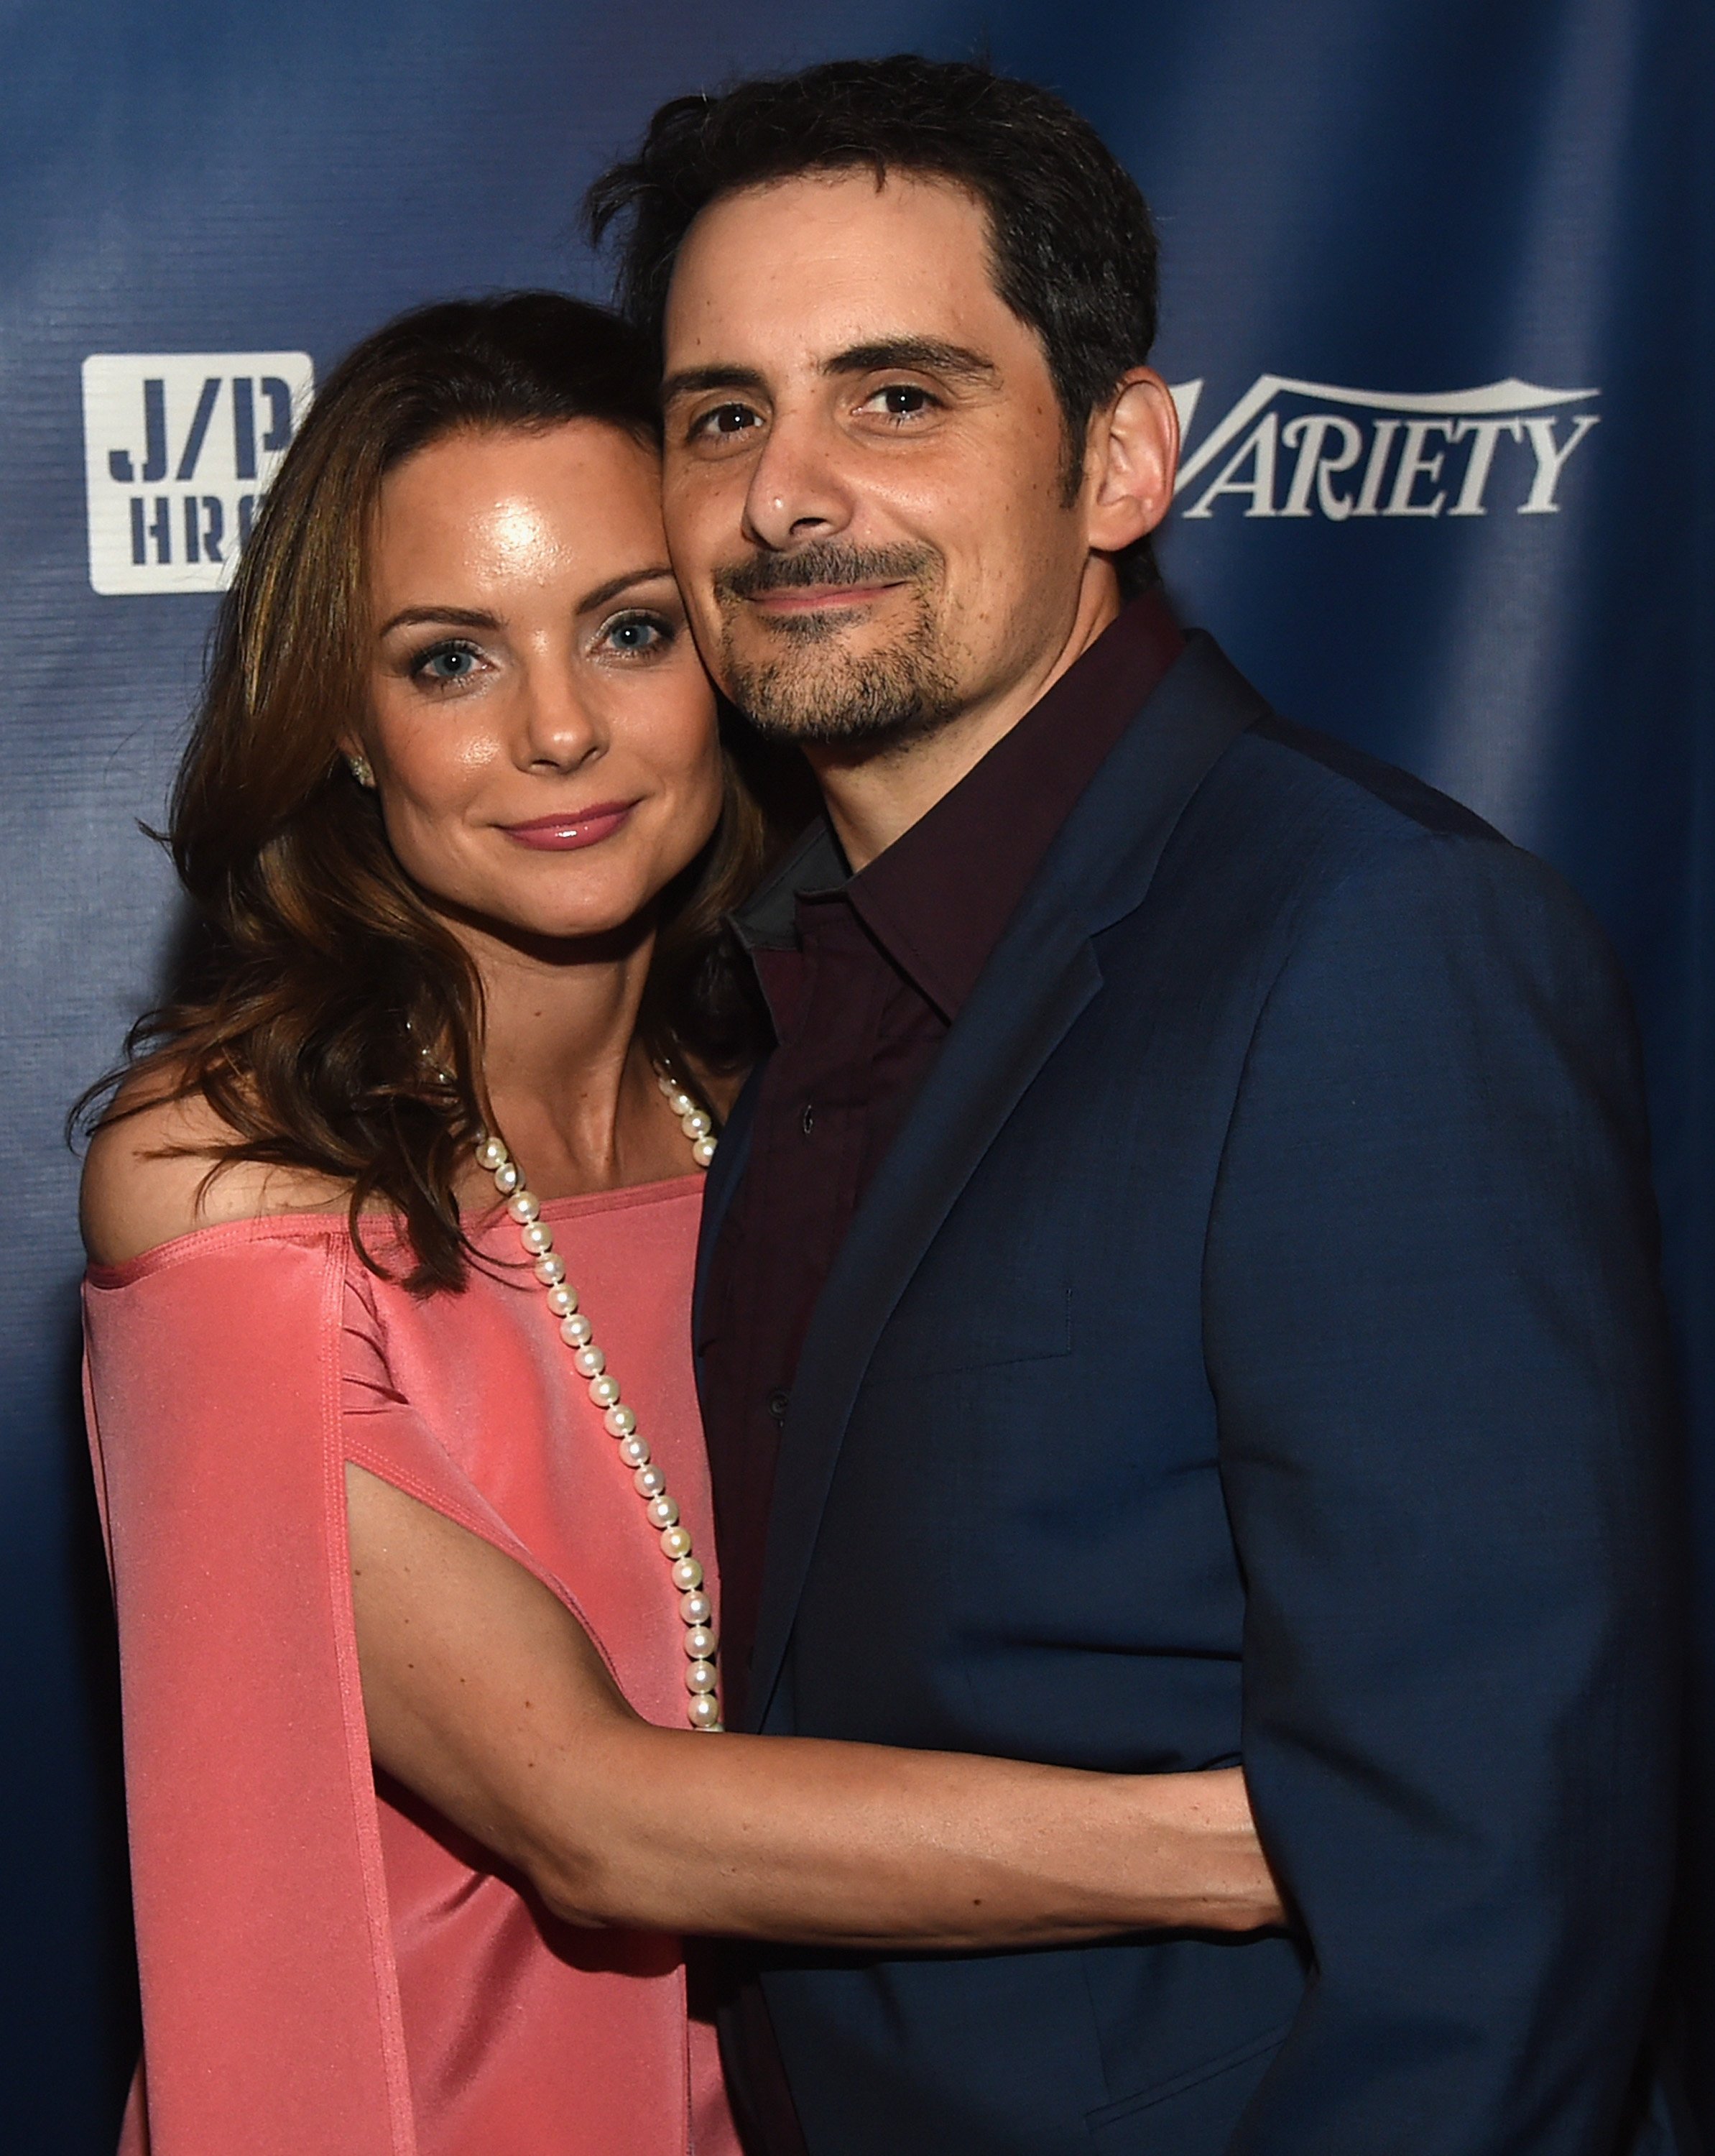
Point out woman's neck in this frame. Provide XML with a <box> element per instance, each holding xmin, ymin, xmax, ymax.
<box><xmin>455</xmin><ymin>919</ymin><xmax>692</xmax><ymax>1203</ymax></box>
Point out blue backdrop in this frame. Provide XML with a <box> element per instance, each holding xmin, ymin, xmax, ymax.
<box><xmin>5</xmin><ymin>2</ymin><xmax>1709</xmax><ymax>2144</ymax></box>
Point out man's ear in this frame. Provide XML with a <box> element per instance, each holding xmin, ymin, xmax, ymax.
<box><xmin>1083</xmin><ymin>368</ymin><xmax>1179</xmax><ymax>556</ymax></box>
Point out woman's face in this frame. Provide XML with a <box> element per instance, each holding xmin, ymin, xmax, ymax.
<box><xmin>357</xmin><ymin>420</ymin><xmax>722</xmax><ymax>948</ymax></box>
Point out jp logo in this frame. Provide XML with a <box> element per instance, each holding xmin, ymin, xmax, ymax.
<box><xmin>1168</xmin><ymin>376</ymin><xmax>1599</xmax><ymax>521</ymax></box>
<box><xmin>82</xmin><ymin>354</ymin><xmax>315</xmax><ymax>594</ymax></box>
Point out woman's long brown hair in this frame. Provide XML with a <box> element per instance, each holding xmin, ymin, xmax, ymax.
<box><xmin>78</xmin><ymin>293</ymin><xmax>798</xmax><ymax>1290</ymax></box>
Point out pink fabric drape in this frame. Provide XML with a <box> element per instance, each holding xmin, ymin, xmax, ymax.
<box><xmin>83</xmin><ymin>1177</ymin><xmax>739</xmax><ymax>2156</ymax></box>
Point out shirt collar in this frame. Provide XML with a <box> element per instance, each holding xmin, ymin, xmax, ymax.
<box><xmin>729</xmin><ymin>816</ymin><xmax>847</xmax><ymax>955</ymax></box>
<box><xmin>731</xmin><ymin>587</ymin><xmax>1185</xmax><ymax>1013</ymax></box>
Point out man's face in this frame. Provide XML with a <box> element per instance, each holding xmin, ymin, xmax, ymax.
<box><xmin>660</xmin><ymin>170</ymin><xmax>1097</xmax><ymax>750</ymax></box>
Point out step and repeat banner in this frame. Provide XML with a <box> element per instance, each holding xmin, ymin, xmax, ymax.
<box><xmin>4</xmin><ymin>1</ymin><xmax>1708</xmax><ymax>2142</ymax></box>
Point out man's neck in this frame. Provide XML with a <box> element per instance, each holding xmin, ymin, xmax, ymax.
<box><xmin>810</xmin><ymin>560</ymin><xmax>1124</xmax><ymax>872</ymax></box>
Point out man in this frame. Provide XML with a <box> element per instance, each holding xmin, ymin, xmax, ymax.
<box><xmin>589</xmin><ymin>55</ymin><xmax>1682</xmax><ymax>2156</ymax></box>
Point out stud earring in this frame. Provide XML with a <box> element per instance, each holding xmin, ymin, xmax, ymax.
<box><xmin>347</xmin><ymin>754</ymin><xmax>376</xmax><ymax>788</ymax></box>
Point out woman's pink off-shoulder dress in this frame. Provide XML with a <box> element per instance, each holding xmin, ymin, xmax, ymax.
<box><xmin>81</xmin><ymin>1174</ymin><xmax>741</xmax><ymax>2156</ymax></box>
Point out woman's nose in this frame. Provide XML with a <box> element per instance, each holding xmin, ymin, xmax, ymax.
<box><xmin>514</xmin><ymin>668</ymin><xmax>603</xmax><ymax>771</ymax></box>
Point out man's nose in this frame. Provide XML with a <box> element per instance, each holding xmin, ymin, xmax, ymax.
<box><xmin>741</xmin><ymin>409</ymin><xmax>854</xmax><ymax>551</ymax></box>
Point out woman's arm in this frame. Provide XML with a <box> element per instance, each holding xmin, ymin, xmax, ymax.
<box><xmin>347</xmin><ymin>1464</ymin><xmax>1282</xmax><ymax>1949</ymax></box>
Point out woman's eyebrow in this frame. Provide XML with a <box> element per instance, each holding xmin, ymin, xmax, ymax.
<box><xmin>578</xmin><ymin>565</ymin><xmax>677</xmax><ymax>612</ymax></box>
<box><xmin>374</xmin><ymin>567</ymin><xmax>675</xmax><ymax>639</ymax></box>
<box><xmin>376</xmin><ymin>604</ymin><xmax>502</xmax><ymax>637</ymax></box>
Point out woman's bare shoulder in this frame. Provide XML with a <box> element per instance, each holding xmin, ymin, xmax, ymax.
<box><xmin>80</xmin><ymin>1067</ymin><xmax>351</xmax><ymax>1267</ymax></box>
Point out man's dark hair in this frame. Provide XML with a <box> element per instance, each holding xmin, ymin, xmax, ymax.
<box><xmin>585</xmin><ymin>55</ymin><xmax>1161</xmax><ymax>591</ymax></box>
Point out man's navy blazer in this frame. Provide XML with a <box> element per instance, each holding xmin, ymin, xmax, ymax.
<box><xmin>693</xmin><ymin>635</ymin><xmax>1682</xmax><ymax>2156</ymax></box>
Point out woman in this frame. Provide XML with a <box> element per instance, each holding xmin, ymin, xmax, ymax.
<box><xmin>79</xmin><ymin>294</ymin><xmax>1280</xmax><ymax>2156</ymax></box>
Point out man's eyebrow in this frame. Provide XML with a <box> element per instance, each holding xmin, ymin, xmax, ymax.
<box><xmin>661</xmin><ymin>363</ymin><xmax>769</xmax><ymax>405</ymax></box>
<box><xmin>660</xmin><ymin>341</ymin><xmax>998</xmax><ymax>405</ymax></box>
<box><xmin>823</xmin><ymin>337</ymin><xmax>998</xmax><ymax>384</ymax></box>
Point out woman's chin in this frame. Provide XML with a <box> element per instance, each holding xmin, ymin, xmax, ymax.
<box><xmin>423</xmin><ymin>886</ymin><xmax>660</xmax><ymax>962</ymax></box>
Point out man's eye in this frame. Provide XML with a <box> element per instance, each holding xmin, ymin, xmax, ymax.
<box><xmin>691</xmin><ymin>402</ymin><xmax>763</xmax><ymax>443</ymax></box>
<box><xmin>866</xmin><ymin>383</ymin><xmax>936</xmax><ymax>421</ymax></box>
<box><xmin>411</xmin><ymin>640</ymin><xmax>483</xmax><ymax>686</ymax></box>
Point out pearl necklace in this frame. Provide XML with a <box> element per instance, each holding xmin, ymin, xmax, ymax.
<box><xmin>470</xmin><ymin>1068</ymin><xmax>722</xmax><ymax>1731</ymax></box>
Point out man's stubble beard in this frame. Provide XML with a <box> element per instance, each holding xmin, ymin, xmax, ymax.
<box><xmin>711</xmin><ymin>542</ymin><xmax>965</xmax><ymax>753</ymax></box>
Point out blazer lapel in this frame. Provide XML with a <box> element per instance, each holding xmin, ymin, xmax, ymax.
<box><xmin>745</xmin><ymin>635</ymin><xmax>1264</xmax><ymax>1726</ymax></box>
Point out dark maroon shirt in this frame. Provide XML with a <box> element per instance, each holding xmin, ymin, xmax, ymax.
<box><xmin>700</xmin><ymin>589</ymin><xmax>1185</xmax><ymax>1733</ymax></box>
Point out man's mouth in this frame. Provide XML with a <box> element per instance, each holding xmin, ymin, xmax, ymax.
<box><xmin>746</xmin><ymin>581</ymin><xmax>906</xmax><ymax>616</ymax></box>
<box><xmin>712</xmin><ymin>542</ymin><xmax>938</xmax><ymax>625</ymax></box>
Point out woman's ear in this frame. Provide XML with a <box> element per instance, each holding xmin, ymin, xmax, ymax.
<box><xmin>338</xmin><ymin>738</ymin><xmax>377</xmax><ymax>789</ymax></box>
<box><xmin>1083</xmin><ymin>368</ymin><xmax>1180</xmax><ymax>558</ymax></box>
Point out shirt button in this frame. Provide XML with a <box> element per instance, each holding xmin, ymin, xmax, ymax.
<box><xmin>766</xmin><ymin>1388</ymin><xmax>790</xmax><ymax>1422</ymax></box>
<box><xmin>800</xmin><ymin>1102</ymin><xmax>815</xmax><ymax>1135</ymax></box>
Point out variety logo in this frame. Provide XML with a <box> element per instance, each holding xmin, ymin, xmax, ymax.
<box><xmin>1168</xmin><ymin>375</ymin><xmax>1599</xmax><ymax>521</ymax></box>
<box><xmin>78</xmin><ymin>354</ymin><xmax>1598</xmax><ymax>592</ymax></box>
<box><xmin>82</xmin><ymin>353</ymin><xmax>315</xmax><ymax>594</ymax></box>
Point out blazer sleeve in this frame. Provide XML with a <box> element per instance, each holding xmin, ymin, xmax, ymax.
<box><xmin>1202</xmin><ymin>828</ymin><xmax>1681</xmax><ymax>2156</ymax></box>
<box><xmin>83</xmin><ymin>1235</ymin><xmax>418</xmax><ymax>2156</ymax></box>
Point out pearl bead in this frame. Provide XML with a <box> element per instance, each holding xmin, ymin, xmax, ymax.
<box><xmin>476</xmin><ymin>1071</ymin><xmax>722</xmax><ymax>1733</ymax></box>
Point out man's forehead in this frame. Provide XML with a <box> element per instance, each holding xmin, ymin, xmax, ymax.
<box><xmin>662</xmin><ymin>168</ymin><xmax>1008</xmax><ymax>372</ymax></box>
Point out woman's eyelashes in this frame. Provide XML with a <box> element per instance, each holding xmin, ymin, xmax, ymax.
<box><xmin>591</xmin><ymin>608</ymin><xmax>679</xmax><ymax>662</ymax></box>
<box><xmin>405</xmin><ymin>637</ymin><xmax>489</xmax><ymax>692</ymax></box>
<box><xmin>392</xmin><ymin>609</ymin><xmax>679</xmax><ymax>694</ymax></box>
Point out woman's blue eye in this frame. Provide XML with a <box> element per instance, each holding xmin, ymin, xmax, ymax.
<box><xmin>415</xmin><ymin>641</ymin><xmax>481</xmax><ymax>683</ymax></box>
<box><xmin>602</xmin><ymin>612</ymin><xmax>672</xmax><ymax>655</ymax></box>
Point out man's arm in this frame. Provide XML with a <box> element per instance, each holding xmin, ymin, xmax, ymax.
<box><xmin>1203</xmin><ymin>829</ymin><xmax>1681</xmax><ymax>2155</ymax></box>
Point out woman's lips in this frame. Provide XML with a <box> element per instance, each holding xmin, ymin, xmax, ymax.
<box><xmin>499</xmin><ymin>802</ymin><xmax>637</xmax><ymax>851</ymax></box>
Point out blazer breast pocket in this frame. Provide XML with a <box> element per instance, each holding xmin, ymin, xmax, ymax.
<box><xmin>866</xmin><ymin>1284</ymin><xmax>1074</xmax><ymax>1384</ymax></box>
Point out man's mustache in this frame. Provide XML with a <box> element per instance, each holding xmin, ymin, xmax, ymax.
<box><xmin>712</xmin><ymin>542</ymin><xmax>938</xmax><ymax>604</ymax></box>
